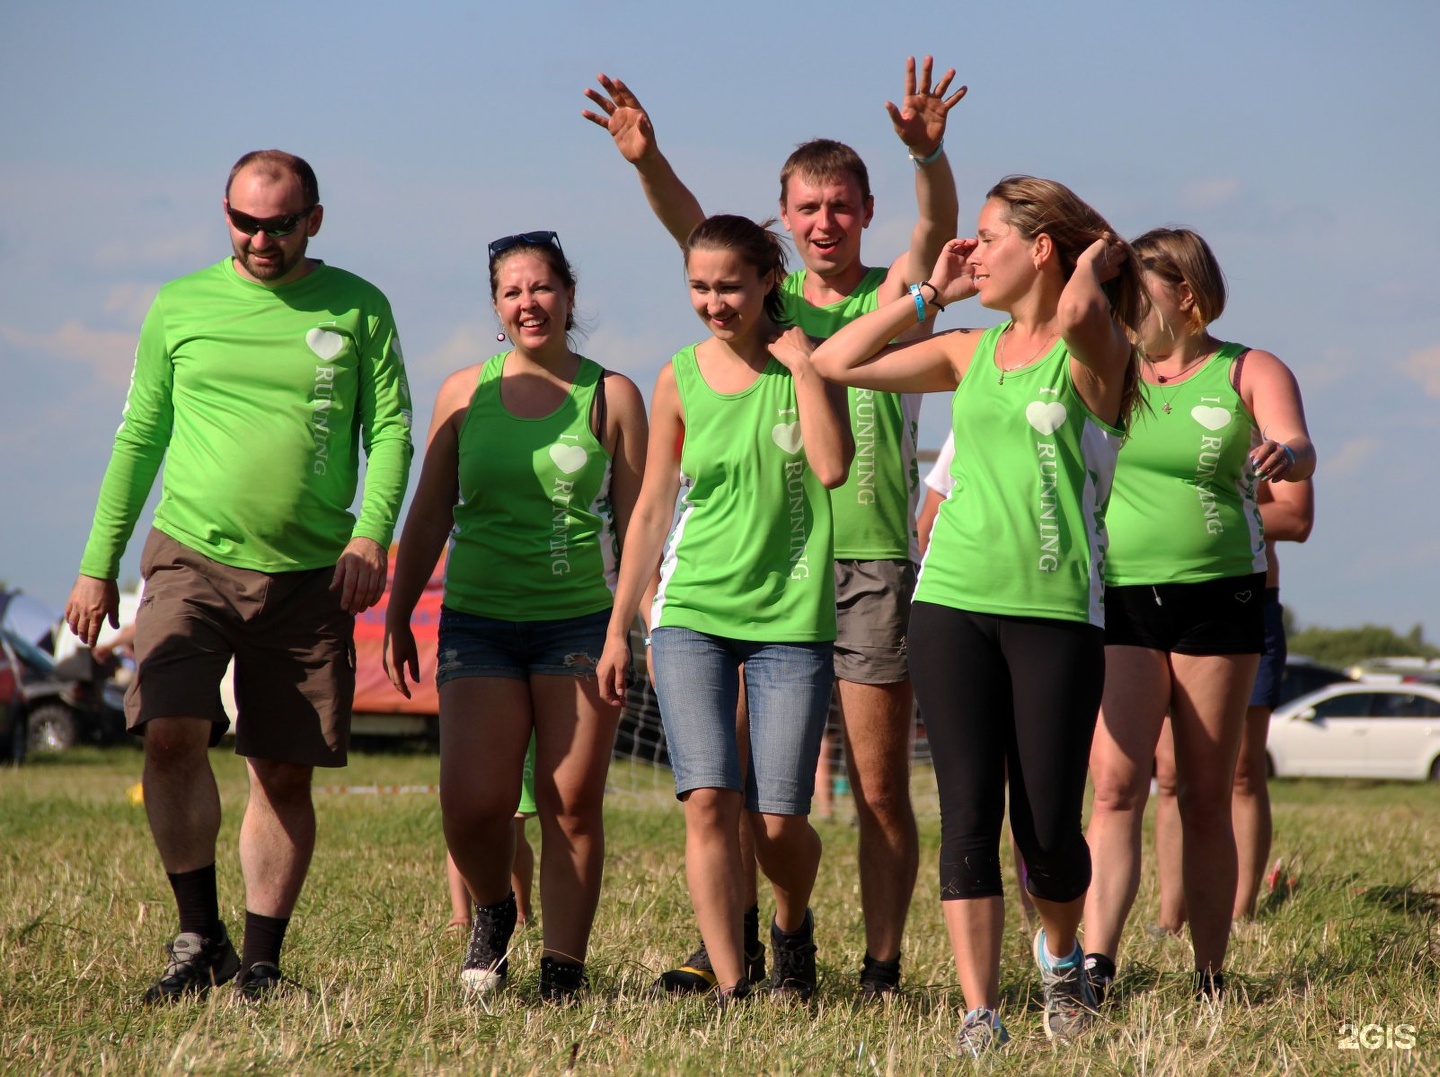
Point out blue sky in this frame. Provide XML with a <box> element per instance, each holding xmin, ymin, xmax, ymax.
<box><xmin>2</xmin><ymin>0</ymin><xmax>1437</xmax><ymax>634</ymax></box>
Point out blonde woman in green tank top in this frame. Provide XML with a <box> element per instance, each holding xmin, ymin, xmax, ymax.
<box><xmin>1083</xmin><ymin>228</ymin><xmax>1315</xmax><ymax>1004</ymax></box>
<box><xmin>813</xmin><ymin>177</ymin><xmax>1144</xmax><ymax>1052</ymax></box>
<box><xmin>597</xmin><ymin>216</ymin><xmax>853</xmax><ymax>1000</ymax></box>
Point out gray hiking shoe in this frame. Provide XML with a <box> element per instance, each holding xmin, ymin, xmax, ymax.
<box><xmin>143</xmin><ymin>923</ymin><xmax>241</xmax><ymax>1003</ymax></box>
<box><xmin>955</xmin><ymin>1006</ymin><xmax>1011</xmax><ymax>1058</ymax></box>
<box><xmin>1033</xmin><ymin>929</ymin><xmax>1098</xmax><ymax>1041</ymax></box>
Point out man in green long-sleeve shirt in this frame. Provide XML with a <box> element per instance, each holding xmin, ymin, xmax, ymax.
<box><xmin>65</xmin><ymin>149</ymin><xmax>414</xmax><ymax>1003</ymax></box>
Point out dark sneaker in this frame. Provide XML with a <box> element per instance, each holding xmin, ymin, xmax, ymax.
<box><xmin>1194</xmin><ymin>969</ymin><xmax>1225</xmax><ymax>1002</ymax></box>
<box><xmin>653</xmin><ymin>940</ymin><xmax>718</xmax><ymax>995</ymax></box>
<box><xmin>744</xmin><ymin>938</ymin><xmax>767</xmax><ymax>984</ymax></box>
<box><xmin>955</xmin><ymin>1007</ymin><xmax>1011</xmax><ymax>1058</ymax></box>
<box><xmin>858</xmin><ymin>953</ymin><xmax>901</xmax><ymax>1000</ymax></box>
<box><xmin>538</xmin><ymin>956</ymin><xmax>588</xmax><ymax>1003</ymax></box>
<box><xmin>233</xmin><ymin>961</ymin><xmax>308</xmax><ymax>1003</ymax></box>
<box><xmin>460</xmin><ymin>892</ymin><xmax>517</xmax><ymax>997</ymax></box>
<box><xmin>1083</xmin><ymin>952</ymin><xmax>1116</xmax><ymax>1007</ymax></box>
<box><xmin>1033</xmin><ymin>929</ymin><xmax>1098</xmax><ymax>1042</ymax></box>
<box><xmin>766</xmin><ymin>910</ymin><xmax>817</xmax><ymax>1001</ymax></box>
<box><xmin>717</xmin><ymin>976</ymin><xmax>752</xmax><ymax>1012</ymax></box>
<box><xmin>143</xmin><ymin>923</ymin><xmax>241</xmax><ymax>1003</ymax></box>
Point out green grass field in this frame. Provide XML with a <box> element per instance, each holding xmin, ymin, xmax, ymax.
<box><xmin>2</xmin><ymin>747</ymin><xmax>1437</xmax><ymax>1075</ymax></box>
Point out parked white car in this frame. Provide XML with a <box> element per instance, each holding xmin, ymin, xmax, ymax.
<box><xmin>1267</xmin><ymin>681</ymin><xmax>1440</xmax><ymax>781</ymax></box>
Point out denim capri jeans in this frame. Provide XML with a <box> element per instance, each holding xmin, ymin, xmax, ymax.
<box><xmin>650</xmin><ymin>626</ymin><xmax>833</xmax><ymax>815</ymax></box>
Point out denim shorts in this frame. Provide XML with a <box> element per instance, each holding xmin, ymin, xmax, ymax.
<box><xmin>650</xmin><ymin>627</ymin><xmax>833</xmax><ymax>815</ymax></box>
<box><xmin>436</xmin><ymin>606</ymin><xmax>610</xmax><ymax>684</ymax></box>
<box><xmin>1248</xmin><ymin>589</ymin><xmax>1287</xmax><ymax>708</ymax></box>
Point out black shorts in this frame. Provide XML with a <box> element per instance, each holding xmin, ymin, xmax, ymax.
<box><xmin>1103</xmin><ymin>572</ymin><xmax>1266</xmax><ymax>655</ymax></box>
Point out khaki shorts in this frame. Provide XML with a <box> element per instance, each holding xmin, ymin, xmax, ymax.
<box><xmin>833</xmin><ymin>558</ymin><xmax>915</xmax><ymax>685</ymax></box>
<box><xmin>127</xmin><ymin>529</ymin><xmax>355</xmax><ymax>767</ymax></box>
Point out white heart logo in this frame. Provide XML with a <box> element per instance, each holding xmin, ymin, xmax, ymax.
<box><xmin>771</xmin><ymin>422</ymin><xmax>802</xmax><ymax>454</ymax></box>
<box><xmin>549</xmin><ymin>444</ymin><xmax>588</xmax><ymax>474</ymax></box>
<box><xmin>1025</xmin><ymin>401</ymin><xmax>1068</xmax><ymax>435</ymax></box>
<box><xmin>306</xmin><ymin>328</ymin><xmax>345</xmax><ymax>361</ymax></box>
<box><xmin>1191</xmin><ymin>405</ymin><xmax>1231</xmax><ymax>431</ymax></box>
<box><xmin>1235</xmin><ymin>590</ymin><xmax>1253</xmax><ymax>604</ymax></box>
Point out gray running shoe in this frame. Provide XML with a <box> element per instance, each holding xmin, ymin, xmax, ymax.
<box><xmin>143</xmin><ymin>923</ymin><xmax>241</xmax><ymax>1003</ymax></box>
<box><xmin>1033</xmin><ymin>929</ymin><xmax>1098</xmax><ymax>1042</ymax></box>
<box><xmin>955</xmin><ymin>1007</ymin><xmax>1011</xmax><ymax>1058</ymax></box>
<box><xmin>460</xmin><ymin>892</ymin><xmax>517</xmax><ymax>997</ymax></box>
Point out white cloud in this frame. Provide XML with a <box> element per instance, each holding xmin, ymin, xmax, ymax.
<box><xmin>92</xmin><ymin>229</ymin><xmax>212</xmax><ymax>270</ymax></box>
<box><xmin>1401</xmin><ymin>344</ymin><xmax>1440</xmax><ymax>397</ymax></box>
<box><xmin>1179</xmin><ymin>178</ymin><xmax>1243</xmax><ymax>211</ymax></box>
<box><xmin>0</xmin><ymin>323</ymin><xmax>136</xmax><ymax>387</ymax></box>
<box><xmin>1324</xmin><ymin>436</ymin><xmax>1380</xmax><ymax>478</ymax></box>
<box><xmin>102</xmin><ymin>282</ymin><xmax>160</xmax><ymax>325</ymax></box>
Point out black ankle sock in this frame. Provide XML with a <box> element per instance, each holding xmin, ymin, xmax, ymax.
<box><xmin>167</xmin><ymin>865</ymin><xmax>220</xmax><ymax>937</ymax></box>
<box><xmin>241</xmin><ymin>911</ymin><xmax>290</xmax><ymax>971</ymax></box>
<box><xmin>743</xmin><ymin>905</ymin><xmax>760</xmax><ymax>951</ymax></box>
<box><xmin>1085</xmin><ymin>953</ymin><xmax>1116</xmax><ymax>981</ymax></box>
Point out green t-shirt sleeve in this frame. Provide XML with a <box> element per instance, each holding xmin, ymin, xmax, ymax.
<box><xmin>350</xmin><ymin>300</ymin><xmax>413</xmax><ymax>548</ymax></box>
<box><xmin>78</xmin><ymin>297</ymin><xmax>174</xmax><ymax>579</ymax></box>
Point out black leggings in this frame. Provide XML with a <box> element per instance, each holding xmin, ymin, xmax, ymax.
<box><xmin>911</xmin><ymin>601</ymin><xmax>1103</xmax><ymax>903</ymax></box>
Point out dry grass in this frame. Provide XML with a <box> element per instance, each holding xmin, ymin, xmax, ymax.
<box><xmin>2</xmin><ymin>748</ymin><xmax>1438</xmax><ymax>1074</ymax></box>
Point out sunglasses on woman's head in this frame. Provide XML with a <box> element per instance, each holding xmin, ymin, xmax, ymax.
<box><xmin>487</xmin><ymin>230</ymin><xmax>563</xmax><ymax>261</ymax></box>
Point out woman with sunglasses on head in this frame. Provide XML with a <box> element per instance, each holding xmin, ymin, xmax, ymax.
<box><xmin>811</xmin><ymin>177</ymin><xmax>1141</xmax><ymax>1054</ymax></box>
<box><xmin>1081</xmin><ymin>227</ymin><xmax>1314</xmax><ymax>1003</ymax></box>
<box><xmin>384</xmin><ymin>231</ymin><xmax>648</xmax><ymax>1001</ymax></box>
<box><xmin>596</xmin><ymin>215</ymin><xmax>852</xmax><ymax>1002</ymax></box>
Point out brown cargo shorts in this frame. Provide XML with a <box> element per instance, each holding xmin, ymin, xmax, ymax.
<box><xmin>126</xmin><ymin>529</ymin><xmax>356</xmax><ymax>767</ymax></box>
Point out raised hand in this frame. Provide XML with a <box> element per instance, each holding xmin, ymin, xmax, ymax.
<box><xmin>930</xmin><ymin>238</ymin><xmax>980</xmax><ymax>305</ymax></box>
<box><xmin>884</xmin><ymin>55</ymin><xmax>967</xmax><ymax>157</ymax></box>
<box><xmin>582</xmin><ymin>74</ymin><xmax>660</xmax><ymax>165</ymax></box>
<box><xmin>1077</xmin><ymin>232</ymin><xmax>1130</xmax><ymax>284</ymax></box>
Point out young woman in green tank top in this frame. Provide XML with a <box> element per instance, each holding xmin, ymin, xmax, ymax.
<box><xmin>596</xmin><ymin>216</ymin><xmax>853</xmax><ymax>1000</ymax></box>
<box><xmin>1083</xmin><ymin>228</ymin><xmax>1315</xmax><ymax>1003</ymax></box>
<box><xmin>383</xmin><ymin>233</ymin><xmax>649</xmax><ymax>1001</ymax></box>
<box><xmin>813</xmin><ymin>177</ymin><xmax>1143</xmax><ymax>1053</ymax></box>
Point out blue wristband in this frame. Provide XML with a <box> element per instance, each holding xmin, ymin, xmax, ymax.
<box><xmin>909</xmin><ymin>283</ymin><xmax>927</xmax><ymax>323</ymax></box>
<box><xmin>1279</xmin><ymin>443</ymin><xmax>1296</xmax><ymax>467</ymax></box>
<box><xmin>909</xmin><ymin>139</ymin><xmax>944</xmax><ymax>167</ymax></box>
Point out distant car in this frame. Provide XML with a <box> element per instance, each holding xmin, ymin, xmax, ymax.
<box><xmin>1278</xmin><ymin>656</ymin><xmax>1353</xmax><ymax>705</ymax></box>
<box><xmin>0</xmin><ymin>643</ymin><xmax>25</xmax><ymax>763</ymax></box>
<box><xmin>1267</xmin><ymin>681</ymin><xmax>1440</xmax><ymax>781</ymax></box>
<box><xmin>0</xmin><ymin>629</ymin><xmax>127</xmax><ymax>754</ymax></box>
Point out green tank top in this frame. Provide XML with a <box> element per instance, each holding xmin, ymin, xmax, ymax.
<box><xmin>781</xmin><ymin>269</ymin><xmax>920</xmax><ymax>561</ymax></box>
<box><xmin>444</xmin><ymin>353</ymin><xmax>616</xmax><ymax>621</ymax></box>
<box><xmin>1105</xmin><ymin>342</ymin><xmax>1266</xmax><ymax>585</ymax></box>
<box><xmin>652</xmin><ymin>345</ymin><xmax>836</xmax><ymax>641</ymax></box>
<box><xmin>916</xmin><ymin>324</ymin><xmax>1123</xmax><ymax>626</ymax></box>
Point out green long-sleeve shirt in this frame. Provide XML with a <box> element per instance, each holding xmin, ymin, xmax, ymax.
<box><xmin>80</xmin><ymin>258</ymin><xmax>414</xmax><ymax>578</ymax></box>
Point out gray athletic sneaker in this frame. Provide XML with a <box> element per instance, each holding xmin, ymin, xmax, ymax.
<box><xmin>143</xmin><ymin>923</ymin><xmax>241</xmax><ymax>1003</ymax></box>
<box><xmin>955</xmin><ymin>1007</ymin><xmax>1011</xmax><ymax>1058</ymax></box>
<box><xmin>1033</xmin><ymin>929</ymin><xmax>1098</xmax><ymax>1041</ymax></box>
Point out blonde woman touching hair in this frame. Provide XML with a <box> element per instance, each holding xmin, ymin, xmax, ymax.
<box><xmin>813</xmin><ymin>176</ymin><xmax>1142</xmax><ymax>1054</ymax></box>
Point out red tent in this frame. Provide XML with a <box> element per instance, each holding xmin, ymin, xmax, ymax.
<box><xmin>352</xmin><ymin>545</ymin><xmax>443</xmax><ymax>715</ymax></box>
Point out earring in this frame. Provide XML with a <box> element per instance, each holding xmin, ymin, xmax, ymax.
<box><xmin>496</xmin><ymin>331</ymin><xmax>506</xmax><ymax>342</ymax></box>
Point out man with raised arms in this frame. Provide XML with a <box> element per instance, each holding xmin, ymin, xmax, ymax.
<box><xmin>584</xmin><ymin>58</ymin><xmax>963</xmax><ymax>998</ymax></box>
<box><xmin>66</xmin><ymin>149</ymin><xmax>414</xmax><ymax>1002</ymax></box>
